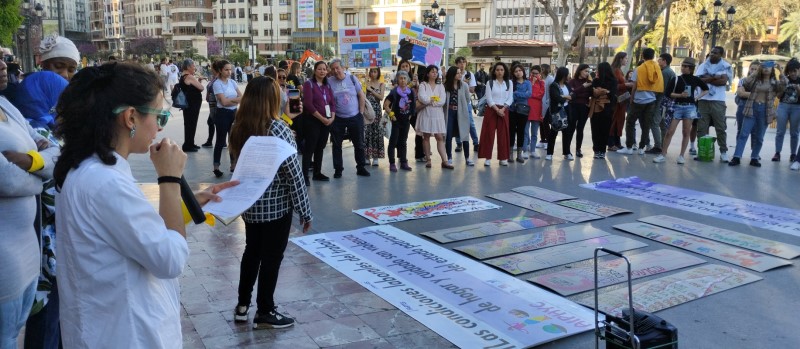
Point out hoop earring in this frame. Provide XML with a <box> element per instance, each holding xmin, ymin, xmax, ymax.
<box><xmin>130</xmin><ymin>125</ymin><xmax>136</xmax><ymax>138</ymax></box>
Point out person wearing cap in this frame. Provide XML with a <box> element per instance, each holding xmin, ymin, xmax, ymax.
<box><xmin>38</xmin><ymin>35</ymin><xmax>80</xmax><ymax>81</ymax></box>
<box><xmin>695</xmin><ymin>46</ymin><xmax>734</xmax><ymax>162</ymax></box>
<box><xmin>653</xmin><ymin>57</ymin><xmax>709</xmax><ymax>165</ymax></box>
<box><xmin>730</xmin><ymin>60</ymin><xmax>782</xmax><ymax>167</ymax></box>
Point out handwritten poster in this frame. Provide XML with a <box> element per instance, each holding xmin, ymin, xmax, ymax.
<box><xmin>614</xmin><ymin>223</ymin><xmax>792</xmax><ymax>272</ymax></box>
<box><xmin>397</xmin><ymin>20</ymin><xmax>445</xmax><ymax>67</ymax></box>
<box><xmin>353</xmin><ymin>196</ymin><xmax>500</xmax><ymax>224</ymax></box>
<box><xmin>512</xmin><ymin>186</ymin><xmax>576</xmax><ymax>202</ymax></box>
<box><xmin>484</xmin><ymin>235</ymin><xmax>647</xmax><ymax>275</ymax></box>
<box><xmin>576</xmin><ymin>264</ymin><xmax>762</xmax><ymax>316</ymax></box>
<box><xmin>557</xmin><ymin>199</ymin><xmax>632</xmax><ymax>217</ymax></box>
<box><xmin>421</xmin><ymin>214</ymin><xmax>567</xmax><ymax>243</ymax></box>
<box><xmin>529</xmin><ymin>249</ymin><xmax>705</xmax><ymax>296</ymax></box>
<box><xmin>291</xmin><ymin>226</ymin><xmax>595</xmax><ymax>348</ymax></box>
<box><xmin>339</xmin><ymin>27</ymin><xmax>393</xmax><ymax>68</ymax></box>
<box><xmin>487</xmin><ymin>192</ymin><xmax>603</xmax><ymax>223</ymax></box>
<box><xmin>639</xmin><ymin>215</ymin><xmax>800</xmax><ymax>259</ymax></box>
<box><xmin>454</xmin><ymin>225</ymin><xmax>610</xmax><ymax>260</ymax></box>
<box><xmin>581</xmin><ymin>176</ymin><xmax>800</xmax><ymax>237</ymax></box>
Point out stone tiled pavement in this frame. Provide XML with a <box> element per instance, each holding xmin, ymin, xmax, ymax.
<box><xmin>142</xmin><ymin>197</ymin><xmax>457</xmax><ymax>349</ymax></box>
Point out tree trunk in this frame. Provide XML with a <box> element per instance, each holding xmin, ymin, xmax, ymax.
<box><xmin>555</xmin><ymin>46</ymin><xmax>569</xmax><ymax>67</ymax></box>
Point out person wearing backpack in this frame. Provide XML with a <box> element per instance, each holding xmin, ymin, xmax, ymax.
<box><xmin>327</xmin><ymin>59</ymin><xmax>370</xmax><ymax>178</ymax></box>
<box><xmin>478</xmin><ymin>62</ymin><xmax>513</xmax><ymax>166</ymax></box>
<box><xmin>178</xmin><ymin>59</ymin><xmax>205</xmax><ymax>152</ymax></box>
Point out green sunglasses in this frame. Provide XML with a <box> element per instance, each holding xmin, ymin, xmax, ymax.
<box><xmin>113</xmin><ymin>105</ymin><xmax>171</xmax><ymax>128</ymax></box>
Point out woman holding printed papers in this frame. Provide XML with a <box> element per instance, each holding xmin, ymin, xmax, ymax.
<box><xmin>229</xmin><ymin>76</ymin><xmax>312</xmax><ymax>329</ymax></box>
<box><xmin>53</xmin><ymin>62</ymin><xmax>237</xmax><ymax>348</ymax></box>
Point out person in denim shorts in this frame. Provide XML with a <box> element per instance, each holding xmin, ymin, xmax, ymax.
<box><xmin>653</xmin><ymin>57</ymin><xmax>709</xmax><ymax>164</ymax></box>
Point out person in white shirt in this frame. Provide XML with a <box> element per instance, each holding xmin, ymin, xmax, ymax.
<box><xmin>478</xmin><ymin>62</ymin><xmax>514</xmax><ymax>166</ymax></box>
<box><xmin>53</xmin><ymin>62</ymin><xmax>236</xmax><ymax>348</ymax></box>
<box><xmin>167</xmin><ymin>60</ymin><xmax>179</xmax><ymax>92</ymax></box>
<box><xmin>695</xmin><ymin>46</ymin><xmax>734</xmax><ymax>162</ymax></box>
<box><xmin>159</xmin><ymin>58</ymin><xmax>170</xmax><ymax>91</ymax></box>
<box><xmin>454</xmin><ymin>56</ymin><xmax>479</xmax><ymax>152</ymax></box>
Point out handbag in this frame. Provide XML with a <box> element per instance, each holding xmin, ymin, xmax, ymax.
<box><xmin>660</xmin><ymin>76</ymin><xmax>681</xmax><ymax>128</ymax></box>
<box><xmin>551</xmin><ymin>107</ymin><xmax>569</xmax><ymax>131</ymax></box>
<box><xmin>514</xmin><ymin>103</ymin><xmax>531</xmax><ymax>115</ymax></box>
<box><xmin>617</xmin><ymin>91</ymin><xmax>631</xmax><ymax>102</ymax></box>
<box><xmin>363</xmin><ymin>104</ymin><xmax>376</xmax><ymax>125</ymax></box>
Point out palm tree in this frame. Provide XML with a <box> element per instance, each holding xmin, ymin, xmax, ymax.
<box><xmin>780</xmin><ymin>11</ymin><xmax>800</xmax><ymax>57</ymax></box>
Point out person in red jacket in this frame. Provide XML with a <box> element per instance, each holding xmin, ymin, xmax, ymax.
<box><xmin>525</xmin><ymin>65</ymin><xmax>546</xmax><ymax>159</ymax></box>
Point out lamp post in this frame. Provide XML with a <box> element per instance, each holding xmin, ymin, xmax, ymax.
<box><xmin>699</xmin><ymin>0</ymin><xmax>735</xmax><ymax>49</ymax></box>
<box><xmin>21</xmin><ymin>0</ymin><xmax>43</xmax><ymax>72</ymax></box>
<box><xmin>422</xmin><ymin>1</ymin><xmax>448</xmax><ymax>65</ymax></box>
<box><xmin>214</xmin><ymin>0</ymin><xmax>226</xmax><ymax>57</ymax></box>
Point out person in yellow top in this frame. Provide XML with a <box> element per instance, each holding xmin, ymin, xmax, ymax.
<box><xmin>618</xmin><ymin>48</ymin><xmax>664</xmax><ymax>155</ymax></box>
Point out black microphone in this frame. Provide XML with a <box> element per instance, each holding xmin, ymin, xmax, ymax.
<box><xmin>179</xmin><ymin>176</ymin><xmax>206</xmax><ymax>224</ymax></box>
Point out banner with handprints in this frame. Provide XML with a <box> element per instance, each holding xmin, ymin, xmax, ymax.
<box><xmin>529</xmin><ymin>249</ymin><xmax>705</xmax><ymax>296</ymax></box>
<box><xmin>484</xmin><ymin>235</ymin><xmax>647</xmax><ymax>275</ymax></box>
<box><xmin>576</xmin><ymin>264</ymin><xmax>762</xmax><ymax>316</ymax></box>
<box><xmin>581</xmin><ymin>176</ymin><xmax>800</xmax><ymax>237</ymax></box>
<box><xmin>614</xmin><ymin>223</ymin><xmax>792</xmax><ymax>272</ymax></box>
<box><xmin>353</xmin><ymin>196</ymin><xmax>500</xmax><ymax>224</ymax></box>
<box><xmin>639</xmin><ymin>215</ymin><xmax>800</xmax><ymax>259</ymax></box>
<box><xmin>557</xmin><ymin>199</ymin><xmax>632</xmax><ymax>218</ymax></box>
<box><xmin>512</xmin><ymin>186</ymin><xmax>577</xmax><ymax>202</ymax></box>
<box><xmin>420</xmin><ymin>214</ymin><xmax>567</xmax><ymax>243</ymax></box>
<box><xmin>487</xmin><ymin>192</ymin><xmax>603</xmax><ymax>223</ymax></box>
<box><xmin>454</xmin><ymin>225</ymin><xmax>610</xmax><ymax>260</ymax></box>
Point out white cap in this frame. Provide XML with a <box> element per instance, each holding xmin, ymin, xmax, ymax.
<box><xmin>39</xmin><ymin>34</ymin><xmax>80</xmax><ymax>65</ymax></box>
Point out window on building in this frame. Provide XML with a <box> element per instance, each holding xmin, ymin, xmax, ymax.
<box><xmin>229</xmin><ymin>9</ymin><xmax>235</xmax><ymax>18</ymax></box>
<box><xmin>563</xmin><ymin>24</ymin><xmax>568</xmax><ymax>33</ymax></box>
<box><xmin>367</xmin><ymin>12</ymin><xmax>378</xmax><ymax>25</ymax></box>
<box><xmin>466</xmin><ymin>8</ymin><xmax>480</xmax><ymax>23</ymax></box>
<box><xmin>384</xmin><ymin>11</ymin><xmax>397</xmax><ymax>25</ymax></box>
<box><xmin>279</xmin><ymin>0</ymin><xmax>289</xmax><ymax>4</ymax></box>
<box><xmin>513</xmin><ymin>8</ymin><xmax>519</xmax><ymax>16</ymax></box>
<box><xmin>239</xmin><ymin>8</ymin><xmax>245</xmax><ymax>18</ymax></box>
<box><xmin>262</xmin><ymin>0</ymin><xmax>271</xmax><ymax>5</ymax></box>
<box><xmin>585</xmin><ymin>27</ymin><xmax>596</xmax><ymax>37</ymax></box>
<box><xmin>545</xmin><ymin>25</ymin><xmax>551</xmax><ymax>33</ymax></box>
<box><xmin>345</xmin><ymin>13</ymin><xmax>356</xmax><ymax>26</ymax></box>
<box><xmin>263</xmin><ymin>29</ymin><xmax>273</xmax><ymax>36</ymax></box>
<box><xmin>496</xmin><ymin>9</ymin><xmax>501</xmax><ymax>17</ymax></box>
<box><xmin>402</xmin><ymin>11</ymin><xmax>415</xmax><ymax>22</ymax></box>
<box><xmin>467</xmin><ymin>32</ymin><xmax>479</xmax><ymax>43</ymax></box>
<box><xmin>280</xmin><ymin>13</ymin><xmax>290</xmax><ymax>21</ymax></box>
<box><xmin>611</xmin><ymin>26</ymin><xmax>624</xmax><ymax>36</ymax></box>
<box><xmin>280</xmin><ymin>28</ymin><xmax>291</xmax><ymax>35</ymax></box>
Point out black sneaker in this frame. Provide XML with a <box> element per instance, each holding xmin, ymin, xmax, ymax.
<box><xmin>253</xmin><ymin>308</ymin><xmax>295</xmax><ymax>329</ymax></box>
<box><xmin>201</xmin><ymin>142</ymin><xmax>213</xmax><ymax>148</ymax></box>
<box><xmin>356</xmin><ymin>168</ymin><xmax>371</xmax><ymax>177</ymax></box>
<box><xmin>455</xmin><ymin>144</ymin><xmax>462</xmax><ymax>152</ymax></box>
<box><xmin>234</xmin><ymin>304</ymin><xmax>250</xmax><ymax>323</ymax></box>
<box><xmin>728</xmin><ymin>157</ymin><xmax>741</xmax><ymax>166</ymax></box>
<box><xmin>333</xmin><ymin>170</ymin><xmax>343</xmax><ymax>178</ymax></box>
<box><xmin>749</xmin><ymin>159</ymin><xmax>762</xmax><ymax>167</ymax></box>
<box><xmin>645</xmin><ymin>147</ymin><xmax>662</xmax><ymax>154</ymax></box>
<box><xmin>312</xmin><ymin>173</ymin><xmax>330</xmax><ymax>181</ymax></box>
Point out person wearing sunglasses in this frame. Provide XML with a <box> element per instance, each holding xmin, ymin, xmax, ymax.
<box><xmin>51</xmin><ymin>62</ymin><xmax>237</xmax><ymax>348</ymax></box>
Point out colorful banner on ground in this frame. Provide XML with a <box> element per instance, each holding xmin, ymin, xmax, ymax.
<box><xmin>512</xmin><ymin>186</ymin><xmax>576</xmax><ymax>202</ymax></box>
<box><xmin>397</xmin><ymin>20</ymin><xmax>445</xmax><ymax>67</ymax></box>
<box><xmin>576</xmin><ymin>264</ymin><xmax>762</xmax><ymax>316</ymax></box>
<box><xmin>484</xmin><ymin>235</ymin><xmax>647</xmax><ymax>275</ymax></box>
<box><xmin>487</xmin><ymin>192</ymin><xmax>603</xmax><ymax>223</ymax></box>
<box><xmin>454</xmin><ymin>225</ymin><xmax>610</xmax><ymax>260</ymax></box>
<box><xmin>557</xmin><ymin>199</ymin><xmax>632</xmax><ymax>217</ymax></box>
<box><xmin>339</xmin><ymin>27</ymin><xmax>393</xmax><ymax>68</ymax></box>
<box><xmin>291</xmin><ymin>226</ymin><xmax>595</xmax><ymax>348</ymax></box>
<box><xmin>296</xmin><ymin>0</ymin><xmax>315</xmax><ymax>29</ymax></box>
<box><xmin>420</xmin><ymin>214</ymin><xmax>567</xmax><ymax>243</ymax></box>
<box><xmin>614</xmin><ymin>223</ymin><xmax>792</xmax><ymax>272</ymax></box>
<box><xmin>353</xmin><ymin>196</ymin><xmax>500</xmax><ymax>224</ymax></box>
<box><xmin>529</xmin><ymin>249</ymin><xmax>706</xmax><ymax>296</ymax></box>
<box><xmin>639</xmin><ymin>215</ymin><xmax>800</xmax><ymax>260</ymax></box>
<box><xmin>581</xmin><ymin>176</ymin><xmax>800</xmax><ymax>237</ymax></box>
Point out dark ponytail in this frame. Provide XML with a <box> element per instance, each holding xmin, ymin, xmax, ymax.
<box><xmin>53</xmin><ymin>62</ymin><xmax>162</xmax><ymax>189</ymax></box>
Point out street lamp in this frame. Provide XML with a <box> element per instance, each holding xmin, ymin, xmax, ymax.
<box><xmin>422</xmin><ymin>1</ymin><xmax>449</xmax><ymax>65</ymax></box>
<box><xmin>213</xmin><ymin>0</ymin><xmax>226</xmax><ymax>57</ymax></box>
<box><xmin>21</xmin><ymin>0</ymin><xmax>44</xmax><ymax>72</ymax></box>
<box><xmin>699</xmin><ymin>0</ymin><xmax>735</xmax><ymax>49</ymax></box>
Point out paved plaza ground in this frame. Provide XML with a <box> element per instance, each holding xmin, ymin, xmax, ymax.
<box><xmin>127</xmin><ymin>89</ymin><xmax>800</xmax><ymax>348</ymax></box>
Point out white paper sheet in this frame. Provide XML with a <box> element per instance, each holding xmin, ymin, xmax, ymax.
<box><xmin>203</xmin><ymin>136</ymin><xmax>296</xmax><ymax>224</ymax></box>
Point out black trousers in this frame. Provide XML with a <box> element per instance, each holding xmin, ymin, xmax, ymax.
<box><xmin>330</xmin><ymin>115</ymin><xmax>366</xmax><ymax>172</ymax></box>
<box><xmin>509</xmin><ymin>111</ymin><xmax>528</xmax><ymax>149</ymax></box>
<box><xmin>183</xmin><ymin>102</ymin><xmax>201</xmax><ymax>147</ymax></box>
<box><xmin>237</xmin><ymin>211</ymin><xmax>293</xmax><ymax>311</ymax></box>
<box><xmin>388</xmin><ymin>116</ymin><xmax>411</xmax><ymax>164</ymax></box>
<box><xmin>303</xmin><ymin>116</ymin><xmax>330</xmax><ymax>179</ymax></box>
<box><xmin>591</xmin><ymin>106</ymin><xmax>615</xmax><ymax>152</ymax></box>
<box><xmin>213</xmin><ymin>108</ymin><xmax>235</xmax><ymax>166</ymax></box>
<box><xmin>540</xmin><ymin>109</ymin><xmax>551</xmax><ymax>143</ymax></box>
<box><xmin>205</xmin><ymin>106</ymin><xmax>216</xmax><ymax>144</ymax></box>
<box><xmin>547</xmin><ymin>107</ymin><xmax>577</xmax><ymax>156</ymax></box>
<box><xmin>410</xmin><ymin>113</ymin><xmax>425</xmax><ymax>159</ymax></box>
<box><xmin>570</xmin><ymin>104</ymin><xmax>590</xmax><ymax>153</ymax></box>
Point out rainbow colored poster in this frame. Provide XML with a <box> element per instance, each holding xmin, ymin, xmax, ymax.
<box><xmin>614</xmin><ymin>223</ymin><xmax>792</xmax><ymax>272</ymax></box>
<box><xmin>397</xmin><ymin>20</ymin><xmax>445</xmax><ymax>67</ymax></box>
<box><xmin>512</xmin><ymin>186</ymin><xmax>576</xmax><ymax>202</ymax></box>
<box><xmin>353</xmin><ymin>196</ymin><xmax>500</xmax><ymax>224</ymax></box>
<box><xmin>420</xmin><ymin>214</ymin><xmax>567</xmax><ymax>243</ymax></box>
<box><xmin>639</xmin><ymin>215</ymin><xmax>800</xmax><ymax>259</ymax></box>
<box><xmin>454</xmin><ymin>225</ymin><xmax>610</xmax><ymax>260</ymax></box>
<box><xmin>339</xmin><ymin>27</ymin><xmax>393</xmax><ymax>68</ymax></box>
<box><xmin>581</xmin><ymin>176</ymin><xmax>800</xmax><ymax>237</ymax></box>
<box><xmin>557</xmin><ymin>199</ymin><xmax>632</xmax><ymax>217</ymax></box>
<box><xmin>576</xmin><ymin>264</ymin><xmax>762</xmax><ymax>316</ymax></box>
<box><xmin>484</xmin><ymin>235</ymin><xmax>647</xmax><ymax>275</ymax></box>
<box><xmin>487</xmin><ymin>192</ymin><xmax>603</xmax><ymax>223</ymax></box>
<box><xmin>529</xmin><ymin>249</ymin><xmax>705</xmax><ymax>296</ymax></box>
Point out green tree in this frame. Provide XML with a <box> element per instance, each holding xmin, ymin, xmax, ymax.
<box><xmin>317</xmin><ymin>45</ymin><xmax>334</xmax><ymax>59</ymax></box>
<box><xmin>449</xmin><ymin>47</ymin><xmax>472</xmax><ymax>66</ymax></box>
<box><xmin>227</xmin><ymin>45</ymin><xmax>248</xmax><ymax>65</ymax></box>
<box><xmin>593</xmin><ymin>0</ymin><xmax>617</xmax><ymax>65</ymax></box>
<box><xmin>780</xmin><ymin>11</ymin><xmax>800</xmax><ymax>57</ymax></box>
<box><xmin>619</xmin><ymin>0</ymin><xmax>676</xmax><ymax>64</ymax></box>
<box><xmin>536</xmin><ymin>0</ymin><xmax>613</xmax><ymax>65</ymax></box>
<box><xmin>0</xmin><ymin>0</ymin><xmax>23</xmax><ymax>47</ymax></box>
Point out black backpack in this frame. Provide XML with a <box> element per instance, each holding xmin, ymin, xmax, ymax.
<box><xmin>171</xmin><ymin>77</ymin><xmax>188</xmax><ymax>110</ymax></box>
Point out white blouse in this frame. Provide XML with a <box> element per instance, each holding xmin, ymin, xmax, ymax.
<box><xmin>56</xmin><ymin>153</ymin><xmax>189</xmax><ymax>349</ymax></box>
<box><xmin>485</xmin><ymin>79</ymin><xmax>514</xmax><ymax>108</ymax></box>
